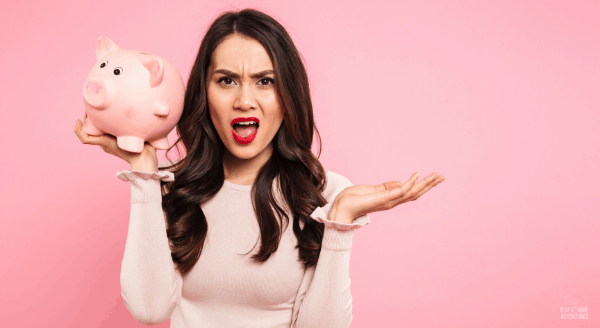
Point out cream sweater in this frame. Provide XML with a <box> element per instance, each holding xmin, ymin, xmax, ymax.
<box><xmin>116</xmin><ymin>161</ymin><xmax>370</xmax><ymax>327</ymax></box>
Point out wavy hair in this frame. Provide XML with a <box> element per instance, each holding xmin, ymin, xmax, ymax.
<box><xmin>160</xmin><ymin>8</ymin><xmax>327</xmax><ymax>276</ymax></box>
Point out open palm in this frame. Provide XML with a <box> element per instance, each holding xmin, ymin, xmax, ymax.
<box><xmin>329</xmin><ymin>172</ymin><xmax>445</xmax><ymax>224</ymax></box>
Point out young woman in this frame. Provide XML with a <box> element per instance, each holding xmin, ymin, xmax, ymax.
<box><xmin>74</xmin><ymin>8</ymin><xmax>445</xmax><ymax>327</ymax></box>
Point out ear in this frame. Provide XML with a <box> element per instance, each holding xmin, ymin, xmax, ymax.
<box><xmin>96</xmin><ymin>36</ymin><xmax>121</xmax><ymax>61</ymax></box>
<box><xmin>141</xmin><ymin>58</ymin><xmax>164</xmax><ymax>88</ymax></box>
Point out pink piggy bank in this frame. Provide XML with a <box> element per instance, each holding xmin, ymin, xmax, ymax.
<box><xmin>82</xmin><ymin>36</ymin><xmax>185</xmax><ymax>153</ymax></box>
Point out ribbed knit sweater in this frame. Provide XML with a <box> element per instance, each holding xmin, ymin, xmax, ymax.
<box><xmin>116</xmin><ymin>161</ymin><xmax>370</xmax><ymax>327</ymax></box>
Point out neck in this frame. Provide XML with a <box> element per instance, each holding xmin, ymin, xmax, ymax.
<box><xmin>223</xmin><ymin>144</ymin><xmax>273</xmax><ymax>185</ymax></box>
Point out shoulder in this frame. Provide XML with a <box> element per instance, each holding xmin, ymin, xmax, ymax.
<box><xmin>322</xmin><ymin>171</ymin><xmax>354</xmax><ymax>202</ymax></box>
<box><xmin>324</xmin><ymin>171</ymin><xmax>353</xmax><ymax>189</ymax></box>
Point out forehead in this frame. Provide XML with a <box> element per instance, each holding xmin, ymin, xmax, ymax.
<box><xmin>211</xmin><ymin>34</ymin><xmax>273</xmax><ymax>70</ymax></box>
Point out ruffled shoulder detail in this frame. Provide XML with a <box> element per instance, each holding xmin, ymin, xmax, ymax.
<box><xmin>310</xmin><ymin>208</ymin><xmax>370</xmax><ymax>231</ymax></box>
<box><xmin>116</xmin><ymin>170</ymin><xmax>175</xmax><ymax>182</ymax></box>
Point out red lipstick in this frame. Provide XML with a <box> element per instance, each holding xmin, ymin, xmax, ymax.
<box><xmin>231</xmin><ymin>117</ymin><xmax>259</xmax><ymax>144</ymax></box>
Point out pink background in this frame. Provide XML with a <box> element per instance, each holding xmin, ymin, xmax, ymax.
<box><xmin>1</xmin><ymin>0</ymin><xmax>598</xmax><ymax>327</ymax></box>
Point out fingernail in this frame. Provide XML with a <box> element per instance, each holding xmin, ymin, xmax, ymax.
<box><xmin>417</xmin><ymin>171</ymin><xmax>421</xmax><ymax>178</ymax></box>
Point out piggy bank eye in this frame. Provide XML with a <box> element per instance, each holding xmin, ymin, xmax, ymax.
<box><xmin>100</xmin><ymin>60</ymin><xmax>108</xmax><ymax>68</ymax></box>
<box><xmin>113</xmin><ymin>67</ymin><xmax>123</xmax><ymax>75</ymax></box>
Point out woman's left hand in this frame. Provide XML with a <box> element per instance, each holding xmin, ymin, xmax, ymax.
<box><xmin>328</xmin><ymin>172</ymin><xmax>445</xmax><ymax>224</ymax></box>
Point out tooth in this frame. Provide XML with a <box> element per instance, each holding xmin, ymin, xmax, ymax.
<box><xmin>235</xmin><ymin>121</ymin><xmax>257</xmax><ymax>125</ymax></box>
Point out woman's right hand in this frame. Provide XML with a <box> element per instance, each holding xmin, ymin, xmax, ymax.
<box><xmin>74</xmin><ymin>112</ymin><xmax>158</xmax><ymax>173</ymax></box>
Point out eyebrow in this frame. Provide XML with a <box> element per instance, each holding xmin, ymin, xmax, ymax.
<box><xmin>213</xmin><ymin>69</ymin><xmax>274</xmax><ymax>79</ymax></box>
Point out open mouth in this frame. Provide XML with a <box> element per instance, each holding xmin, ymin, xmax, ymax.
<box><xmin>231</xmin><ymin>117</ymin><xmax>259</xmax><ymax>144</ymax></box>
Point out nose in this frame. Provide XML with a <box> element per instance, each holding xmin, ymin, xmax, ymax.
<box><xmin>233</xmin><ymin>84</ymin><xmax>257</xmax><ymax>111</ymax></box>
<box><xmin>83</xmin><ymin>78</ymin><xmax>108</xmax><ymax>109</ymax></box>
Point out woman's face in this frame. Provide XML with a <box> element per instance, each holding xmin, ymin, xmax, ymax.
<box><xmin>207</xmin><ymin>34</ymin><xmax>283</xmax><ymax>162</ymax></box>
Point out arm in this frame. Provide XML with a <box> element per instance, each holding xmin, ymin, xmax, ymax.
<box><xmin>292</xmin><ymin>170</ymin><xmax>445</xmax><ymax>327</ymax></box>
<box><xmin>292</xmin><ymin>172</ymin><xmax>370</xmax><ymax>328</ymax></box>
<box><xmin>117</xmin><ymin>164</ymin><xmax>183</xmax><ymax>325</ymax></box>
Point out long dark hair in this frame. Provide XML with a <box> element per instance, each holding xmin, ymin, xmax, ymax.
<box><xmin>160</xmin><ymin>8</ymin><xmax>327</xmax><ymax>276</ymax></box>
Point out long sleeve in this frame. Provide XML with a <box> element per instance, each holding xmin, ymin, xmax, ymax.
<box><xmin>116</xmin><ymin>166</ymin><xmax>183</xmax><ymax>325</ymax></box>
<box><xmin>292</xmin><ymin>171</ymin><xmax>370</xmax><ymax>328</ymax></box>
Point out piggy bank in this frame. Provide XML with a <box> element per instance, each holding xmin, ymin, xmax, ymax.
<box><xmin>82</xmin><ymin>36</ymin><xmax>185</xmax><ymax>153</ymax></box>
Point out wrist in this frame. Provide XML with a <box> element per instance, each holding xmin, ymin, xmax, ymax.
<box><xmin>328</xmin><ymin>204</ymin><xmax>355</xmax><ymax>225</ymax></box>
<box><xmin>130</xmin><ymin>158</ymin><xmax>158</xmax><ymax>173</ymax></box>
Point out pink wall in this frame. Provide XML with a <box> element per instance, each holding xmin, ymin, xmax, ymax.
<box><xmin>1</xmin><ymin>0</ymin><xmax>598</xmax><ymax>327</ymax></box>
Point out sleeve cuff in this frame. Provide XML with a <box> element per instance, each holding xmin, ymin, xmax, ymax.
<box><xmin>116</xmin><ymin>170</ymin><xmax>174</xmax><ymax>203</ymax></box>
<box><xmin>310</xmin><ymin>207</ymin><xmax>370</xmax><ymax>250</ymax></box>
<box><xmin>309</xmin><ymin>207</ymin><xmax>370</xmax><ymax>231</ymax></box>
<box><xmin>116</xmin><ymin>170</ymin><xmax>174</xmax><ymax>182</ymax></box>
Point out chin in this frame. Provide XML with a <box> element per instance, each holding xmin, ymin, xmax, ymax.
<box><xmin>227</xmin><ymin>144</ymin><xmax>263</xmax><ymax>160</ymax></box>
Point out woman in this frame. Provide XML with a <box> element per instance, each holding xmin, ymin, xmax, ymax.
<box><xmin>74</xmin><ymin>8</ymin><xmax>445</xmax><ymax>327</ymax></box>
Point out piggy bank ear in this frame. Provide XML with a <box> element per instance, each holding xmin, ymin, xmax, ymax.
<box><xmin>141</xmin><ymin>58</ymin><xmax>164</xmax><ymax>88</ymax></box>
<box><xmin>96</xmin><ymin>36</ymin><xmax>121</xmax><ymax>61</ymax></box>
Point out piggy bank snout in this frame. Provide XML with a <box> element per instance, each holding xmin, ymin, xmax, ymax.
<box><xmin>83</xmin><ymin>78</ymin><xmax>109</xmax><ymax>109</ymax></box>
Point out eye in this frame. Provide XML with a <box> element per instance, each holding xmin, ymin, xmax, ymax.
<box><xmin>257</xmin><ymin>77</ymin><xmax>274</xmax><ymax>87</ymax></box>
<box><xmin>113</xmin><ymin>67</ymin><xmax>123</xmax><ymax>75</ymax></box>
<box><xmin>217</xmin><ymin>77</ymin><xmax>236</xmax><ymax>85</ymax></box>
<box><xmin>100</xmin><ymin>60</ymin><xmax>108</xmax><ymax>68</ymax></box>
